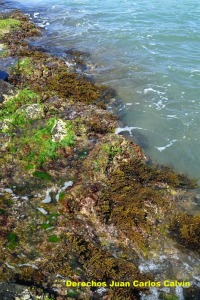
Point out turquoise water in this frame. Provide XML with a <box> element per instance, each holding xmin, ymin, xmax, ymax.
<box><xmin>3</xmin><ymin>0</ymin><xmax>200</xmax><ymax>180</ymax></box>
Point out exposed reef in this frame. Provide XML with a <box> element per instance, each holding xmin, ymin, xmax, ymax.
<box><xmin>0</xmin><ymin>10</ymin><xmax>199</xmax><ymax>300</ymax></box>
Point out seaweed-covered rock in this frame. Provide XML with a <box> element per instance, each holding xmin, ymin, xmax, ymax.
<box><xmin>0</xmin><ymin>17</ymin><xmax>21</xmax><ymax>37</ymax></box>
<box><xmin>0</xmin><ymin>10</ymin><xmax>199</xmax><ymax>300</ymax></box>
<box><xmin>0</xmin><ymin>79</ymin><xmax>16</xmax><ymax>102</ymax></box>
<box><xmin>169</xmin><ymin>212</ymin><xmax>200</xmax><ymax>253</ymax></box>
<box><xmin>17</xmin><ymin>103</ymin><xmax>44</xmax><ymax>120</ymax></box>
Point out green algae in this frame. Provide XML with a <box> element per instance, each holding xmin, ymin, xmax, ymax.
<box><xmin>0</xmin><ymin>197</ymin><xmax>13</xmax><ymax>210</ymax></box>
<box><xmin>0</xmin><ymin>50</ymin><xmax>7</xmax><ymax>58</ymax></box>
<box><xmin>5</xmin><ymin>117</ymin><xmax>75</xmax><ymax>169</ymax></box>
<box><xmin>102</xmin><ymin>144</ymin><xmax>122</xmax><ymax>159</ymax></box>
<box><xmin>67</xmin><ymin>289</ymin><xmax>79</xmax><ymax>298</ymax></box>
<box><xmin>0</xmin><ymin>44</ymin><xmax>8</xmax><ymax>58</ymax></box>
<box><xmin>7</xmin><ymin>232</ymin><xmax>19</xmax><ymax>250</ymax></box>
<box><xmin>0</xmin><ymin>88</ymin><xmax>39</xmax><ymax>125</ymax></box>
<box><xmin>13</xmin><ymin>57</ymin><xmax>34</xmax><ymax>76</ymax></box>
<box><xmin>0</xmin><ymin>11</ymin><xmax>40</xmax><ymax>51</ymax></box>
<box><xmin>32</xmin><ymin>171</ymin><xmax>52</xmax><ymax>180</ymax></box>
<box><xmin>48</xmin><ymin>234</ymin><xmax>60</xmax><ymax>243</ymax></box>
<box><xmin>41</xmin><ymin>213</ymin><xmax>59</xmax><ymax>230</ymax></box>
<box><xmin>0</xmin><ymin>18</ymin><xmax>21</xmax><ymax>36</ymax></box>
<box><xmin>41</xmin><ymin>223</ymin><xmax>53</xmax><ymax>230</ymax></box>
<box><xmin>25</xmin><ymin>119</ymin><xmax>74</xmax><ymax>166</ymax></box>
<box><xmin>0</xmin><ymin>208</ymin><xmax>6</xmax><ymax>215</ymax></box>
<box><xmin>58</xmin><ymin>191</ymin><xmax>65</xmax><ymax>200</ymax></box>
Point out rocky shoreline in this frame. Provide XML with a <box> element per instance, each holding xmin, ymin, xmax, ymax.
<box><xmin>0</xmin><ymin>10</ymin><xmax>200</xmax><ymax>300</ymax></box>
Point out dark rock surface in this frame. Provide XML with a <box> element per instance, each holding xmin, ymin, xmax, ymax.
<box><xmin>0</xmin><ymin>70</ymin><xmax>8</xmax><ymax>81</ymax></box>
<box><xmin>0</xmin><ymin>282</ymin><xmax>29</xmax><ymax>300</ymax></box>
<box><xmin>0</xmin><ymin>79</ymin><xmax>16</xmax><ymax>102</ymax></box>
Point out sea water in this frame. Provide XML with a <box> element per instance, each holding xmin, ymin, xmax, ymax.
<box><xmin>2</xmin><ymin>0</ymin><xmax>200</xmax><ymax>181</ymax></box>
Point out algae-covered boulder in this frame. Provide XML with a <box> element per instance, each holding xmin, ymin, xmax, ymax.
<box><xmin>82</xmin><ymin>133</ymin><xmax>145</xmax><ymax>181</ymax></box>
<box><xmin>16</xmin><ymin>103</ymin><xmax>44</xmax><ymax>120</ymax></box>
<box><xmin>0</xmin><ymin>17</ymin><xmax>21</xmax><ymax>36</ymax></box>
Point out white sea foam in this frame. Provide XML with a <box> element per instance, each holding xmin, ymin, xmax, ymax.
<box><xmin>5</xmin><ymin>262</ymin><xmax>15</xmax><ymax>269</ymax></box>
<box><xmin>155</xmin><ymin>140</ymin><xmax>178</xmax><ymax>152</ymax></box>
<box><xmin>42</xmin><ymin>188</ymin><xmax>53</xmax><ymax>203</ymax></box>
<box><xmin>191</xmin><ymin>69</ymin><xmax>200</xmax><ymax>73</ymax></box>
<box><xmin>144</xmin><ymin>88</ymin><xmax>157</xmax><ymax>94</ymax></box>
<box><xmin>37</xmin><ymin>207</ymin><xmax>48</xmax><ymax>215</ymax></box>
<box><xmin>40</xmin><ymin>181</ymin><xmax>73</xmax><ymax>204</ymax></box>
<box><xmin>144</xmin><ymin>88</ymin><xmax>166</xmax><ymax>95</ymax></box>
<box><xmin>65</xmin><ymin>61</ymin><xmax>75</xmax><ymax>67</ymax></box>
<box><xmin>55</xmin><ymin>181</ymin><xmax>73</xmax><ymax>201</ymax></box>
<box><xmin>155</xmin><ymin>99</ymin><xmax>166</xmax><ymax>110</ymax></box>
<box><xmin>18</xmin><ymin>263</ymin><xmax>39</xmax><ymax>270</ymax></box>
<box><xmin>56</xmin><ymin>274</ymin><xmax>66</xmax><ymax>279</ymax></box>
<box><xmin>115</xmin><ymin>126</ymin><xmax>146</xmax><ymax>136</ymax></box>
<box><xmin>167</xmin><ymin>115</ymin><xmax>179</xmax><ymax>119</ymax></box>
<box><xmin>0</xmin><ymin>187</ymin><xmax>28</xmax><ymax>200</ymax></box>
<box><xmin>33</xmin><ymin>12</ymin><xmax>39</xmax><ymax>18</ymax></box>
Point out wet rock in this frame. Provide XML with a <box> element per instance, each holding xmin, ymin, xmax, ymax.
<box><xmin>51</xmin><ymin>118</ymin><xmax>68</xmax><ymax>142</ymax></box>
<box><xmin>0</xmin><ymin>283</ymin><xmax>31</xmax><ymax>300</ymax></box>
<box><xmin>17</xmin><ymin>103</ymin><xmax>44</xmax><ymax>120</ymax></box>
<box><xmin>183</xmin><ymin>286</ymin><xmax>200</xmax><ymax>300</ymax></box>
<box><xmin>0</xmin><ymin>57</ymin><xmax>18</xmax><ymax>72</ymax></box>
<box><xmin>0</xmin><ymin>79</ymin><xmax>16</xmax><ymax>102</ymax></box>
<box><xmin>0</xmin><ymin>70</ymin><xmax>8</xmax><ymax>81</ymax></box>
<box><xmin>92</xmin><ymin>287</ymin><xmax>108</xmax><ymax>299</ymax></box>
